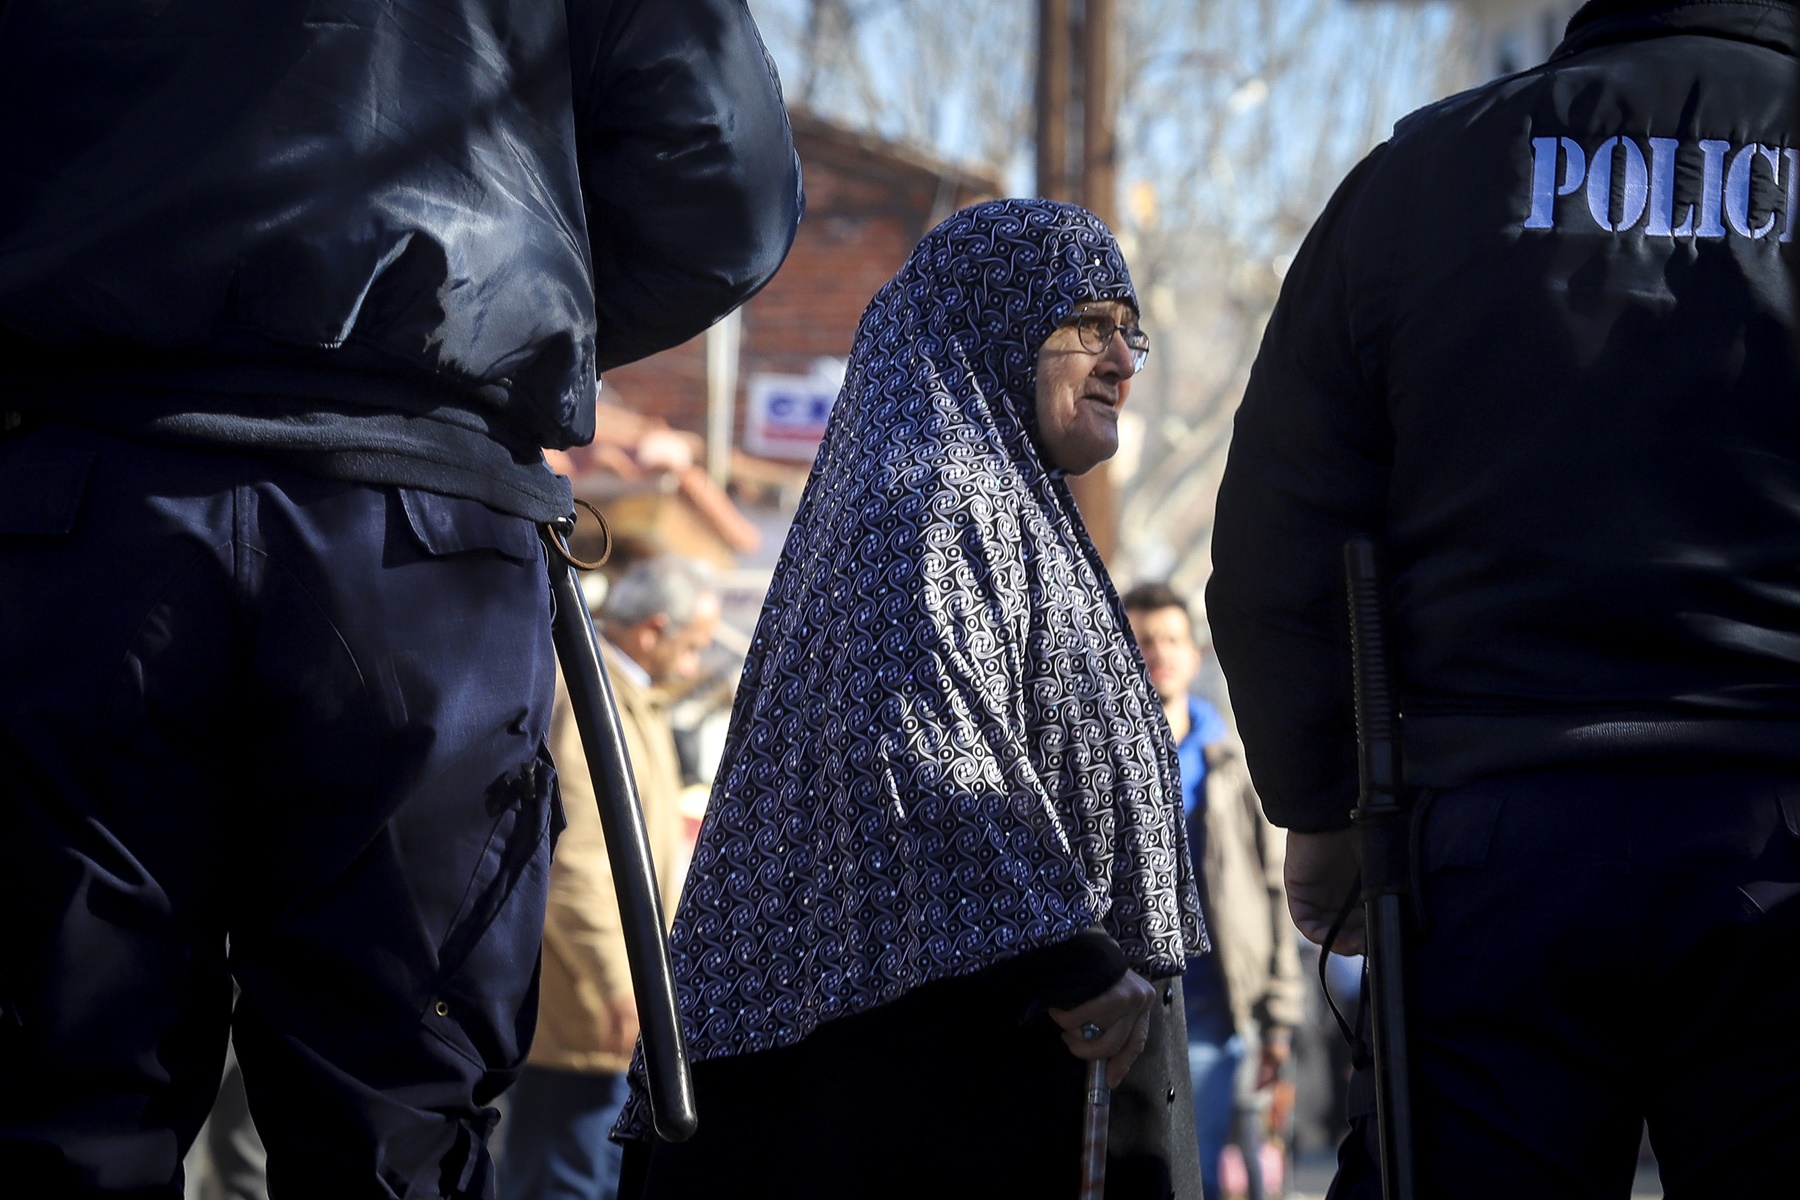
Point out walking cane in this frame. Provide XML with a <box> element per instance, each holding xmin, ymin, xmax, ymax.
<box><xmin>1343</xmin><ymin>536</ymin><xmax>1417</xmax><ymax>1200</ymax></box>
<box><xmin>541</xmin><ymin>510</ymin><xmax>699</xmax><ymax>1142</ymax></box>
<box><xmin>1051</xmin><ymin>932</ymin><xmax>1129</xmax><ymax>1200</ymax></box>
<box><xmin>1078</xmin><ymin>1059</ymin><xmax>1110</xmax><ymax>1200</ymax></box>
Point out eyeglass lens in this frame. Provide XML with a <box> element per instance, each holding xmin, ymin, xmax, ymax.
<box><xmin>1075</xmin><ymin>312</ymin><xmax>1149</xmax><ymax>369</ymax></box>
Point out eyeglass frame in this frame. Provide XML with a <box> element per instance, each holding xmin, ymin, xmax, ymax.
<box><xmin>1060</xmin><ymin>307</ymin><xmax>1150</xmax><ymax>372</ymax></box>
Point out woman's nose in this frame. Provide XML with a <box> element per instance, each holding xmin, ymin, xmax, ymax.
<box><xmin>1103</xmin><ymin>333</ymin><xmax>1136</xmax><ymax>379</ymax></box>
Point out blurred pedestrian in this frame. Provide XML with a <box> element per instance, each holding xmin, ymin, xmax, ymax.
<box><xmin>618</xmin><ymin>198</ymin><xmax>1207</xmax><ymax>1199</ymax></box>
<box><xmin>1123</xmin><ymin>584</ymin><xmax>1303</xmax><ymax>1200</ymax></box>
<box><xmin>501</xmin><ymin>557</ymin><xmax>719</xmax><ymax>1200</ymax></box>
<box><xmin>0</xmin><ymin>0</ymin><xmax>799</xmax><ymax>1193</ymax></box>
<box><xmin>1207</xmin><ymin>2</ymin><xmax>1800</xmax><ymax>1196</ymax></box>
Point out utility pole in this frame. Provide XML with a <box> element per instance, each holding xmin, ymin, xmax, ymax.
<box><xmin>1036</xmin><ymin>0</ymin><xmax>1072</xmax><ymax>203</ymax></box>
<box><xmin>1082</xmin><ymin>0</ymin><xmax>1117</xmax><ymax>230</ymax></box>
<box><xmin>1038</xmin><ymin>0</ymin><xmax>1121</xmax><ymax>565</ymax></box>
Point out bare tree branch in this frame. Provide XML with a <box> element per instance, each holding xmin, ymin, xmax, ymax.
<box><xmin>748</xmin><ymin>0</ymin><xmax>1480</xmax><ymax>608</ymax></box>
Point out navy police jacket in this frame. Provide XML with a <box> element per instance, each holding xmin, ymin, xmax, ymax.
<box><xmin>0</xmin><ymin>0</ymin><xmax>802</xmax><ymax>520</ymax></box>
<box><xmin>1208</xmin><ymin>0</ymin><xmax>1800</xmax><ymax>831</ymax></box>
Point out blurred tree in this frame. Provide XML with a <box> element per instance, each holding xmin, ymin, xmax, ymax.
<box><xmin>748</xmin><ymin>0</ymin><xmax>1476</xmax><ymax>607</ymax></box>
<box><xmin>757</xmin><ymin>0</ymin><xmax>1036</xmax><ymax>169</ymax></box>
<box><xmin>1110</xmin><ymin>0</ymin><xmax>1474</xmax><ymax>605</ymax></box>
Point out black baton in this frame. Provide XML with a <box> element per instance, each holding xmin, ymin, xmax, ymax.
<box><xmin>540</xmin><ymin>516</ymin><xmax>698</xmax><ymax>1142</ymax></box>
<box><xmin>1344</xmin><ymin>536</ymin><xmax>1416</xmax><ymax>1200</ymax></box>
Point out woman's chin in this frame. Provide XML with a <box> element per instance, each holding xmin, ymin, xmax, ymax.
<box><xmin>1064</xmin><ymin>442</ymin><xmax>1118</xmax><ymax>477</ymax></box>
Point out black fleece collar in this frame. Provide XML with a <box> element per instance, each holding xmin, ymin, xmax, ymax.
<box><xmin>1559</xmin><ymin>0</ymin><xmax>1798</xmax><ymax>59</ymax></box>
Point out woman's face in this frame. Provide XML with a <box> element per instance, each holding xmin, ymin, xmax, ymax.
<box><xmin>1033</xmin><ymin>300</ymin><xmax>1140</xmax><ymax>476</ymax></box>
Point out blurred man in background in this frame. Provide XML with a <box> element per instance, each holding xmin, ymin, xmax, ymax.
<box><xmin>1123</xmin><ymin>584</ymin><xmax>1303</xmax><ymax>1200</ymax></box>
<box><xmin>502</xmin><ymin>557</ymin><xmax>719</xmax><ymax>1200</ymax></box>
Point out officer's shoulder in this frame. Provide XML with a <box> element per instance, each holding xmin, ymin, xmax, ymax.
<box><xmin>1389</xmin><ymin>62</ymin><xmax>1545</xmax><ymax>149</ymax></box>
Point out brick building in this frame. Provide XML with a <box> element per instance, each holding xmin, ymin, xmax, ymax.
<box><xmin>591</xmin><ymin>108</ymin><xmax>1002</xmax><ymax>496</ymax></box>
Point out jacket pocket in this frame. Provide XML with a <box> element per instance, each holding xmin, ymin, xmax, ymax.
<box><xmin>398</xmin><ymin>487</ymin><xmax>538</xmax><ymax>563</ymax></box>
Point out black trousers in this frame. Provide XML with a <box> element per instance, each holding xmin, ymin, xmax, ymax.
<box><xmin>622</xmin><ymin>938</ymin><xmax>1202</xmax><ymax>1199</ymax></box>
<box><xmin>0</xmin><ymin>424</ymin><xmax>560</xmax><ymax>1198</ymax></box>
<box><xmin>1329</xmin><ymin>768</ymin><xmax>1800</xmax><ymax>1200</ymax></box>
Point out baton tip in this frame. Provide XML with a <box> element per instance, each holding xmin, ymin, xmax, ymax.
<box><xmin>653</xmin><ymin>1111</ymin><xmax>700</xmax><ymax>1143</ymax></box>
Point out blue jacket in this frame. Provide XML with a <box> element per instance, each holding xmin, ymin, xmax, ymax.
<box><xmin>0</xmin><ymin>0</ymin><xmax>803</xmax><ymax>518</ymax></box>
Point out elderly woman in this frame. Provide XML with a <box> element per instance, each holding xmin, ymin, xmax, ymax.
<box><xmin>617</xmin><ymin>199</ymin><xmax>1207</xmax><ymax>1197</ymax></box>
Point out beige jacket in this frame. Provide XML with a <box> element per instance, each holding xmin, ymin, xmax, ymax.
<box><xmin>1196</xmin><ymin>738</ymin><xmax>1305</xmax><ymax>1035</ymax></box>
<box><xmin>529</xmin><ymin>644</ymin><xmax>686</xmax><ymax>1074</ymax></box>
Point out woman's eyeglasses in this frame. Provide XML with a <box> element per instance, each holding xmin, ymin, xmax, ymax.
<box><xmin>1066</xmin><ymin>310</ymin><xmax>1150</xmax><ymax>372</ymax></box>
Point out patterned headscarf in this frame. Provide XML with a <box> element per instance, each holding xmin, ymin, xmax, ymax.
<box><xmin>624</xmin><ymin>200</ymin><xmax>1205</xmax><ymax>1123</ymax></box>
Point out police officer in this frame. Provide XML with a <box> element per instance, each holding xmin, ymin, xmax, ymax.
<box><xmin>1207</xmin><ymin>1</ymin><xmax>1800</xmax><ymax>1196</ymax></box>
<box><xmin>0</xmin><ymin>2</ymin><xmax>800</xmax><ymax>1196</ymax></box>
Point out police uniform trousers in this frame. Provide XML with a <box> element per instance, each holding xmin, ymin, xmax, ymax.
<box><xmin>0</xmin><ymin>423</ymin><xmax>561</xmax><ymax>1199</ymax></box>
<box><xmin>620</xmin><ymin>938</ymin><xmax>1204</xmax><ymax>1200</ymax></box>
<box><xmin>1329</xmin><ymin>767</ymin><xmax>1800</xmax><ymax>1200</ymax></box>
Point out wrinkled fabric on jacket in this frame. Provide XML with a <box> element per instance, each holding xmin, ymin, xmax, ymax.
<box><xmin>0</xmin><ymin>0</ymin><xmax>803</xmax><ymax>520</ymax></box>
<box><xmin>620</xmin><ymin>199</ymin><xmax>1206</xmax><ymax>1137</ymax></box>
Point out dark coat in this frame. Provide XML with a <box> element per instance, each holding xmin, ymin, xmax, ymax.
<box><xmin>623</xmin><ymin>932</ymin><xmax>1203</xmax><ymax>1199</ymax></box>
<box><xmin>0</xmin><ymin>0</ymin><xmax>802</xmax><ymax>518</ymax></box>
<box><xmin>1209</xmin><ymin>0</ymin><xmax>1800</xmax><ymax>830</ymax></box>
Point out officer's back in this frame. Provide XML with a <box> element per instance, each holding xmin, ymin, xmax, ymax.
<box><xmin>1213</xmin><ymin>0</ymin><xmax>1800</xmax><ymax>820</ymax></box>
<box><xmin>1209</xmin><ymin>3</ymin><xmax>1800</xmax><ymax>1195</ymax></box>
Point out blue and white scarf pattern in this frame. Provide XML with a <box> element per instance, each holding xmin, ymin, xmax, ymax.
<box><xmin>624</xmin><ymin>199</ymin><xmax>1205</xmax><ymax>1125</ymax></box>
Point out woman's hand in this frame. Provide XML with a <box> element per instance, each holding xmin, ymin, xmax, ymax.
<box><xmin>1047</xmin><ymin>969</ymin><xmax>1157</xmax><ymax>1089</ymax></box>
